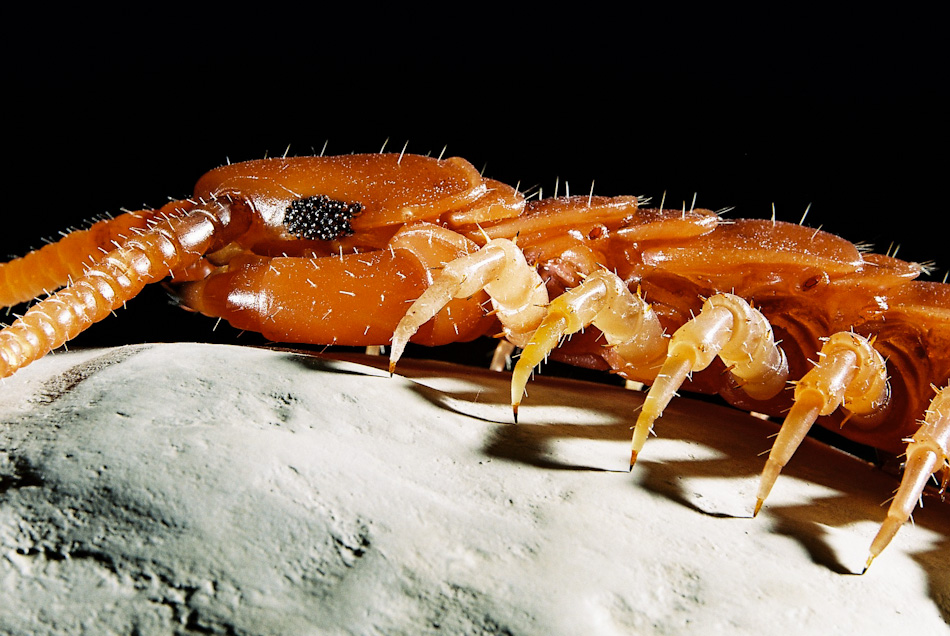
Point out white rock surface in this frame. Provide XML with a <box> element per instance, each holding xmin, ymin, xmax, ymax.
<box><xmin>1</xmin><ymin>343</ymin><xmax>947</xmax><ymax>635</ymax></box>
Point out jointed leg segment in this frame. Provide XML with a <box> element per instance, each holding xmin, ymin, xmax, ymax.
<box><xmin>389</xmin><ymin>237</ymin><xmax>548</xmax><ymax>374</ymax></box>
<box><xmin>866</xmin><ymin>384</ymin><xmax>948</xmax><ymax>569</ymax></box>
<box><xmin>630</xmin><ymin>293</ymin><xmax>789</xmax><ymax>467</ymax></box>
<box><xmin>754</xmin><ymin>332</ymin><xmax>890</xmax><ymax>515</ymax></box>
<box><xmin>510</xmin><ymin>269</ymin><xmax>666</xmax><ymax>420</ymax></box>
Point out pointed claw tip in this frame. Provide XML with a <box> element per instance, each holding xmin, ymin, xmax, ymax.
<box><xmin>512</xmin><ymin>403</ymin><xmax>519</xmax><ymax>424</ymax></box>
<box><xmin>753</xmin><ymin>498</ymin><xmax>763</xmax><ymax>518</ymax></box>
<box><xmin>628</xmin><ymin>449</ymin><xmax>638</xmax><ymax>472</ymax></box>
<box><xmin>863</xmin><ymin>554</ymin><xmax>874</xmax><ymax>574</ymax></box>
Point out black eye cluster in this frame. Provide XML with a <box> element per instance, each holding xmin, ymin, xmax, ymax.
<box><xmin>283</xmin><ymin>195</ymin><xmax>363</xmax><ymax>241</ymax></box>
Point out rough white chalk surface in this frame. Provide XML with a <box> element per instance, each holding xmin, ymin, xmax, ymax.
<box><xmin>1</xmin><ymin>343</ymin><xmax>947</xmax><ymax>635</ymax></box>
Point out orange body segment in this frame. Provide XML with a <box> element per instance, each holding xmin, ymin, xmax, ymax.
<box><xmin>179</xmin><ymin>247</ymin><xmax>493</xmax><ymax>347</ymax></box>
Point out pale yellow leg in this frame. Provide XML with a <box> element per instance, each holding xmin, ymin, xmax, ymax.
<box><xmin>389</xmin><ymin>238</ymin><xmax>547</xmax><ymax>375</ymax></box>
<box><xmin>866</xmin><ymin>385</ymin><xmax>949</xmax><ymax>570</ymax></box>
<box><xmin>510</xmin><ymin>270</ymin><xmax>666</xmax><ymax>422</ymax></box>
<box><xmin>754</xmin><ymin>332</ymin><xmax>890</xmax><ymax>516</ymax></box>
<box><xmin>629</xmin><ymin>293</ymin><xmax>788</xmax><ymax>468</ymax></box>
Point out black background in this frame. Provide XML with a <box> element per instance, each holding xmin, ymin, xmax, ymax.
<box><xmin>3</xmin><ymin>8</ymin><xmax>945</xmax><ymax>353</ymax></box>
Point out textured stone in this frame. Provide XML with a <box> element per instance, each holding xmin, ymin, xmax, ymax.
<box><xmin>1</xmin><ymin>343</ymin><xmax>947</xmax><ymax>634</ymax></box>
